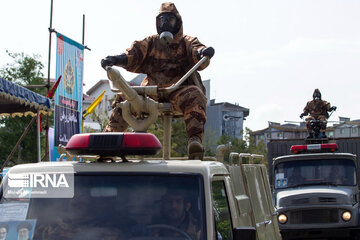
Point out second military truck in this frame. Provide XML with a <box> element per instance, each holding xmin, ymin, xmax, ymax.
<box><xmin>271</xmin><ymin>141</ymin><xmax>360</xmax><ymax>240</ymax></box>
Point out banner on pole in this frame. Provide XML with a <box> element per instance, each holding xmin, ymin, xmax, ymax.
<box><xmin>53</xmin><ymin>33</ymin><xmax>84</xmax><ymax>161</ymax></box>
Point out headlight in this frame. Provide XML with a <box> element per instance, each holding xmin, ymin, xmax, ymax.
<box><xmin>342</xmin><ymin>211</ymin><xmax>352</xmax><ymax>221</ymax></box>
<box><xmin>278</xmin><ymin>213</ymin><xmax>288</xmax><ymax>224</ymax></box>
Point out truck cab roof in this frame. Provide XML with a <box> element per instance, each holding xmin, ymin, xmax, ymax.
<box><xmin>273</xmin><ymin>152</ymin><xmax>357</xmax><ymax>165</ymax></box>
<box><xmin>8</xmin><ymin>159</ymin><xmax>229</xmax><ymax>176</ymax></box>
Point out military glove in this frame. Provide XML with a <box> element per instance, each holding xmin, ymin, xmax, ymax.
<box><xmin>330</xmin><ymin>106</ymin><xmax>337</xmax><ymax>111</ymax></box>
<box><xmin>197</xmin><ymin>47</ymin><xmax>215</xmax><ymax>59</ymax></box>
<box><xmin>101</xmin><ymin>54</ymin><xmax>128</xmax><ymax>69</ymax></box>
<box><xmin>300</xmin><ymin>113</ymin><xmax>305</xmax><ymax>119</ymax></box>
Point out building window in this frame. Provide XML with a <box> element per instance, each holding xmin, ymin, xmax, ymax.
<box><xmin>328</xmin><ymin>131</ymin><xmax>334</xmax><ymax>137</ymax></box>
<box><xmin>340</xmin><ymin>129</ymin><xmax>345</xmax><ymax>134</ymax></box>
<box><xmin>266</xmin><ymin>133</ymin><xmax>271</xmax><ymax>139</ymax></box>
<box><xmin>352</xmin><ymin>128</ymin><xmax>357</xmax><ymax>134</ymax></box>
<box><xmin>277</xmin><ymin>133</ymin><xmax>283</xmax><ymax>138</ymax></box>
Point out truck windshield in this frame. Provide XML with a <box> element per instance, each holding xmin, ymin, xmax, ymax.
<box><xmin>0</xmin><ymin>174</ymin><xmax>205</xmax><ymax>240</ymax></box>
<box><xmin>274</xmin><ymin>159</ymin><xmax>356</xmax><ymax>189</ymax></box>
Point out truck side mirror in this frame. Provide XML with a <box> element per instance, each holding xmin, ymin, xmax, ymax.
<box><xmin>233</xmin><ymin>227</ymin><xmax>256</xmax><ymax>240</ymax></box>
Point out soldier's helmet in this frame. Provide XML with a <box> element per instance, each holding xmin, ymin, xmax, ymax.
<box><xmin>313</xmin><ymin>89</ymin><xmax>321</xmax><ymax>101</ymax></box>
<box><xmin>156</xmin><ymin>2</ymin><xmax>182</xmax><ymax>35</ymax></box>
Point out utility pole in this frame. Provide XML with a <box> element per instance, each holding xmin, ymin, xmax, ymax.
<box><xmin>45</xmin><ymin>0</ymin><xmax>55</xmax><ymax>161</ymax></box>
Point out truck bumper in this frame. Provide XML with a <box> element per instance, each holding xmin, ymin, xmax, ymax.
<box><xmin>281</xmin><ymin>227</ymin><xmax>359</xmax><ymax>239</ymax></box>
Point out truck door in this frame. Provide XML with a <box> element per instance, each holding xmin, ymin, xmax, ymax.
<box><xmin>243</xmin><ymin>165</ymin><xmax>279</xmax><ymax>240</ymax></box>
<box><xmin>259</xmin><ymin>165</ymin><xmax>281</xmax><ymax>239</ymax></box>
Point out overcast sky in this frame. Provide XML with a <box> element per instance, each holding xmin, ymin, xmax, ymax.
<box><xmin>1</xmin><ymin>0</ymin><xmax>360</xmax><ymax>131</ymax></box>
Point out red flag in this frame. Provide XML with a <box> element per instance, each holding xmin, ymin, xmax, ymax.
<box><xmin>46</xmin><ymin>75</ymin><xmax>62</xmax><ymax>99</ymax></box>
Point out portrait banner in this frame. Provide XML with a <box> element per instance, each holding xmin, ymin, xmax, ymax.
<box><xmin>53</xmin><ymin>33</ymin><xmax>84</xmax><ymax>161</ymax></box>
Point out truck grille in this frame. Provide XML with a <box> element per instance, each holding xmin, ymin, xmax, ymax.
<box><xmin>291</xmin><ymin>198</ymin><xmax>310</xmax><ymax>205</ymax></box>
<box><xmin>319</xmin><ymin>197</ymin><xmax>337</xmax><ymax>203</ymax></box>
<box><xmin>290</xmin><ymin>209</ymin><xmax>339</xmax><ymax>224</ymax></box>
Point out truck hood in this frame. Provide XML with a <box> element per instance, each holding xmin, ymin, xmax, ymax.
<box><xmin>276</xmin><ymin>186</ymin><xmax>354</xmax><ymax>208</ymax></box>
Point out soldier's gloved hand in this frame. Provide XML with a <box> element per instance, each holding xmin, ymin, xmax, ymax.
<box><xmin>101</xmin><ymin>54</ymin><xmax>128</xmax><ymax>69</ymax></box>
<box><xmin>330</xmin><ymin>106</ymin><xmax>337</xmax><ymax>111</ymax></box>
<box><xmin>101</xmin><ymin>56</ymin><xmax>117</xmax><ymax>69</ymax></box>
<box><xmin>197</xmin><ymin>47</ymin><xmax>215</xmax><ymax>59</ymax></box>
<box><xmin>300</xmin><ymin>113</ymin><xmax>305</xmax><ymax>119</ymax></box>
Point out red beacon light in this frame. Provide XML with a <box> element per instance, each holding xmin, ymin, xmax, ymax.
<box><xmin>290</xmin><ymin>143</ymin><xmax>338</xmax><ymax>154</ymax></box>
<box><xmin>65</xmin><ymin>132</ymin><xmax>162</xmax><ymax>156</ymax></box>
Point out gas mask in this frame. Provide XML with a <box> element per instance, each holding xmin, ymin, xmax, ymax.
<box><xmin>313</xmin><ymin>89</ymin><xmax>322</xmax><ymax>101</ymax></box>
<box><xmin>157</xmin><ymin>12</ymin><xmax>179</xmax><ymax>45</ymax></box>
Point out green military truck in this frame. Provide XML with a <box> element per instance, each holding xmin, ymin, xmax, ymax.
<box><xmin>0</xmin><ymin>58</ymin><xmax>282</xmax><ymax>240</ymax></box>
<box><xmin>0</xmin><ymin>132</ymin><xmax>281</xmax><ymax>240</ymax></box>
<box><xmin>270</xmin><ymin>141</ymin><xmax>360</xmax><ymax>240</ymax></box>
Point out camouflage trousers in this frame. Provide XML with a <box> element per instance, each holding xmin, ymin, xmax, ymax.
<box><xmin>105</xmin><ymin>85</ymin><xmax>207</xmax><ymax>141</ymax></box>
<box><xmin>305</xmin><ymin>115</ymin><xmax>327</xmax><ymax>133</ymax></box>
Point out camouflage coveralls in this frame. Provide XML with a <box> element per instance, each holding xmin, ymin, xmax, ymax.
<box><xmin>303</xmin><ymin>100</ymin><xmax>331</xmax><ymax>133</ymax></box>
<box><xmin>105</xmin><ymin>3</ymin><xmax>210</xmax><ymax>141</ymax></box>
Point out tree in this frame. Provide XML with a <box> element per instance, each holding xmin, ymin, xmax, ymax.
<box><xmin>246</xmin><ymin>127</ymin><xmax>268</xmax><ymax>165</ymax></box>
<box><xmin>203</xmin><ymin>126</ymin><xmax>218</xmax><ymax>156</ymax></box>
<box><xmin>216</xmin><ymin>134</ymin><xmax>248</xmax><ymax>163</ymax></box>
<box><xmin>147</xmin><ymin>117</ymin><xmax>188</xmax><ymax>158</ymax></box>
<box><xmin>89</xmin><ymin>109</ymin><xmax>110</xmax><ymax>132</ymax></box>
<box><xmin>0</xmin><ymin>52</ymin><xmax>46</xmax><ymax>166</ymax></box>
<box><xmin>170</xmin><ymin>119</ymin><xmax>188</xmax><ymax>157</ymax></box>
<box><xmin>214</xmin><ymin>128</ymin><xmax>268</xmax><ymax>164</ymax></box>
<box><xmin>1</xmin><ymin>51</ymin><xmax>45</xmax><ymax>92</ymax></box>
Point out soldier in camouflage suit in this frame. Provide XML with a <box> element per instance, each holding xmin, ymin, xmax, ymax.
<box><xmin>300</xmin><ymin>89</ymin><xmax>336</xmax><ymax>138</ymax></box>
<box><xmin>101</xmin><ymin>2</ymin><xmax>214</xmax><ymax>159</ymax></box>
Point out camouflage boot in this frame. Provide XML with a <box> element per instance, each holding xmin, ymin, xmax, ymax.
<box><xmin>188</xmin><ymin>136</ymin><xmax>204</xmax><ymax>160</ymax></box>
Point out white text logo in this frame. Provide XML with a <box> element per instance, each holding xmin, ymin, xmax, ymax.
<box><xmin>8</xmin><ymin>173</ymin><xmax>69</xmax><ymax>188</ymax></box>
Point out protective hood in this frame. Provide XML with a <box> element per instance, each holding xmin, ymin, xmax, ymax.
<box><xmin>156</xmin><ymin>2</ymin><xmax>183</xmax><ymax>41</ymax></box>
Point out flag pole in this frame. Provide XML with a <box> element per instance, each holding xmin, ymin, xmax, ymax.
<box><xmin>45</xmin><ymin>0</ymin><xmax>55</xmax><ymax>161</ymax></box>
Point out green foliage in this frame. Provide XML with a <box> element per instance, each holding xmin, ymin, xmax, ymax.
<box><xmin>89</xmin><ymin>109</ymin><xmax>110</xmax><ymax>132</ymax></box>
<box><xmin>147</xmin><ymin>117</ymin><xmax>188</xmax><ymax>158</ymax></box>
<box><xmin>217</xmin><ymin>135</ymin><xmax>248</xmax><ymax>154</ymax></box>
<box><xmin>217</xmin><ymin>220</ymin><xmax>232</xmax><ymax>240</ymax></box>
<box><xmin>246</xmin><ymin>127</ymin><xmax>268</xmax><ymax>165</ymax></box>
<box><xmin>0</xmin><ymin>116</ymin><xmax>41</xmax><ymax>165</ymax></box>
<box><xmin>216</xmin><ymin>127</ymin><xmax>268</xmax><ymax>165</ymax></box>
<box><xmin>147</xmin><ymin>119</ymin><xmax>164</xmax><ymax>158</ymax></box>
<box><xmin>212</xmin><ymin>181</ymin><xmax>232</xmax><ymax>240</ymax></box>
<box><xmin>145</xmin><ymin>120</ymin><xmax>268</xmax><ymax>161</ymax></box>
<box><xmin>203</xmin><ymin>126</ymin><xmax>218</xmax><ymax>156</ymax></box>
<box><xmin>0</xmin><ymin>51</ymin><xmax>45</xmax><ymax>94</ymax></box>
<box><xmin>0</xmin><ymin>51</ymin><xmax>47</xmax><ymax>166</ymax></box>
<box><xmin>170</xmin><ymin>119</ymin><xmax>187</xmax><ymax>157</ymax></box>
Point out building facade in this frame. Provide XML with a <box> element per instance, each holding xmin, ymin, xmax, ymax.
<box><xmin>205</xmin><ymin>99</ymin><xmax>249</xmax><ymax>140</ymax></box>
<box><xmin>251</xmin><ymin>118</ymin><xmax>360</xmax><ymax>149</ymax></box>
